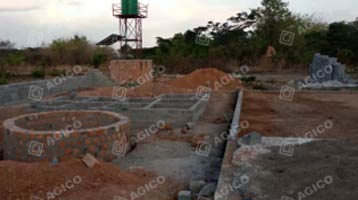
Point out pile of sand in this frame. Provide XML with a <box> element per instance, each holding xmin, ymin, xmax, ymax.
<box><xmin>168</xmin><ymin>68</ymin><xmax>240</xmax><ymax>89</ymax></box>
<box><xmin>0</xmin><ymin>159</ymin><xmax>171</xmax><ymax>200</ymax></box>
<box><xmin>78</xmin><ymin>67</ymin><xmax>243</xmax><ymax>97</ymax></box>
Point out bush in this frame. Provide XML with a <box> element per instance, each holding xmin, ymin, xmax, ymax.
<box><xmin>0</xmin><ymin>77</ymin><xmax>7</xmax><ymax>85</ymax></box>
<box><xmin>6</xmin><ymin>52</ymin><xmax>25</xmax><ymax>66</ymax></box>
<box><xmin>240</xmin><ymin>76</ymin><xmax>256</xmax><ymax>83</ymax></box>
<box><xmin>0</xmin><ymin>72</ymin><xmax>8</xmax><ymax>85</ymax></box>
<box><xmin>337</xmin><ymin>49</ymin><xmax>354</xmax><ymax>64</ymax></box>
<box><xmin>48</xmin><ymin>69</ymin><xmax>66</xmax><ymax>77</ymax></box>
<box><xmin>91</xmin><ymin>49</ymin><xmax>109</xmax><ymax>68</ymax></box>
<box><xmin>126</xmin><ymin>81</ymin><xmax>140</xmax><ymax>88</ymax></box>
<box><xmin>252</xmin><ymin>83</ymin><xmax>267</xmax><ymax>90</ymax></box>
<box><xmin>31</xmin><ymin>68</ymin><xmax>46</xmax><ymax>78</ymax></box>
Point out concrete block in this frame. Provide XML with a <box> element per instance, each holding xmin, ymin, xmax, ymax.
<box><xmin>50</xmin><ymin>156</ymin><xmax>59</xmax><ymax>165</ymax></box>
<box><xmin>309</xmin><ymin>53</ymin><xmax>352</xmax><ymax>83</ymax></box>
<box><xmin>198</xmin><ymin>183</ymin><xmax>216</xmax><ymax>199</ymax></box>
<box><xmin>240</xmin><ymin>132</ymin><xmax>262</xmax><ymax>145</ymax></box>
<box><xmin>190</xmin><ymin>180</ymin><xmax>207</xmax><ymax>194</ymax></box>
<box><xmin>178</xmin><ymin>191</ymin><xmax>191</xmax><ymax>200</ymax></box>
<box><xmin>186</xmin><ymin>122</ymin><xmax>196</xmax><ymax>130</ymax></box>
<box><xmin>129</xmin><ymin>166</ymin><xmax>145</xmax><ymax>172</ymax></box>
<box><xmin>82</xmin><ymin>153</ymin><xmax>100</xmax><ymax>168</ymax></box>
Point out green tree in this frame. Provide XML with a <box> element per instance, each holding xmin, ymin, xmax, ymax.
<box><xmin>0</xmin><ymin>40</ymin><xmax>15</xmax><ymax>49</ymax></box>
<box><xmin>6</xmin><ymin>52</ymin><xmax>25</xmax><ymax>66</ymax></box>
<box><xmin>326</xmin><ymin>22</ymin><xmax>358</xmax><ymax>63</ymax></box>
<box><xmin>91</xmin><ymin>47</ymin><xmax>112</xmax><ymax>68</ymax></box>
<box><xmin>255</xmin><ymin>0</ymin><xmax>293</xmax><ymax>46</ymax></box>
<box><xmin>49</xmin><ymin>35</ymin><xmax>92</xmax><ymax>65</ymax></box>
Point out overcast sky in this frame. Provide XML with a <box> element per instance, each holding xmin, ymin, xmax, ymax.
<box><xmin>0</xmin><ymin>0</ymin><xmax>357</xmax><ymax>48</ymax></box>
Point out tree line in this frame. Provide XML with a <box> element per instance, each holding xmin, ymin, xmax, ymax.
<box><xmin>143</xmin><ymin>0</ymin><xmax>358</xmax><ymax>73</ymax></box>
<box><xmin>0</xmin><ymin>35</ymin><xmax>114</xmax><ymax>70</ymax></box>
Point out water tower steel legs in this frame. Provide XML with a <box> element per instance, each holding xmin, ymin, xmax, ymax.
<box><xmin>119</xmin><ymin>18</ymin><xmax>143</xmax><ymax>58</ymax></box>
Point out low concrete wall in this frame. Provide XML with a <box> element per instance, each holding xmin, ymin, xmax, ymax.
<box><xmin>30</xmin><ymin>94</ymin><xmax>209</xmax><ymax>129</ymax></box>
<box><xmin>215</xmin><ymin>90</ymin><xmax>243</xmax><ymax>200</ymax></box>
<box><xmin>0</xmin><ymin>69</ymin><xmax>115</xmax><ymax>105</ymax></box>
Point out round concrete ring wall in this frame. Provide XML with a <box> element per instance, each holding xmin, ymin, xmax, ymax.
<box><xmin>3</xmin><ymin>110</ymin><xmax>130</xmax><ymax>162</ymax></box>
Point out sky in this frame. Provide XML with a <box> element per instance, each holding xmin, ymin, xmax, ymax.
<box><xmin>0</xmin><ymin>0</ymin><xmax>357</xmax><ymax>48</ymax></box>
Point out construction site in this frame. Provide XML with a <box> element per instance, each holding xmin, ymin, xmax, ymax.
<box><xmin>0</xmin><ymin>0</ymin><xmax>358</xmax><ymax>200</ymax></box>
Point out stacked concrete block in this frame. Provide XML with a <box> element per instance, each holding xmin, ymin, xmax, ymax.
<box><xmin>332</xmin><ymin>62</ymin><xmax>348</xmax><ymax>83</ymax></box>
<box><xmin>3</xmin><ymin>110</ymin><xmax>130</xmax><ymax>162</ymax></box>
<box><xmin>309</xmin><ymin>53</ymin><xmax>352</xmax><ymax>83</ymax></box>
<box><xmin>178</xmin><ymin>191</ymin><xmax>191</xmax><ymax>200</ymax></box>
<box><xmin>240</xmin><ymin>132</ymin><xmax>262</xmax><ymax>145</ymax></box>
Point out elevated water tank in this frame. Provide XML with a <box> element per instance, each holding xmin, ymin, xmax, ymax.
<box><xmin>121</xmin><ymin>0</ymin><xmax>138</xmax><ymax>15</ymax></box>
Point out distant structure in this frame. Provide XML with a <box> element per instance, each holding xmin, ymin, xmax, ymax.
<box><xmin>98</xmin><ymin>0</ymin><xmax>148</xmax><ymax>58</ymax></box>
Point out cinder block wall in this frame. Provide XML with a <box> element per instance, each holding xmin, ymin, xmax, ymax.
<box><xmin>0</xmin><ymin>69</ymin><xmax>116</xmax><ymax>105</ymax></box>
<box><xmin>110</xmin><ymin>59</ymin><xmax>153</xmax><ymax>85</ymax></box>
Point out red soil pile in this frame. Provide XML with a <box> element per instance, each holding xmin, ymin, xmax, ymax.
<box><xmin>78</xmin><ymin>68</ymin><xmax>242</xmax><ymax>97</ymax></box>
<box><xmin>0</xmin><ymin>159</ymin><xmax>170</xmax><ymax>200</ymax></box>
<box><xmin>168</xmin><ymin>68</ymin><xmax>243</xmax><ymax>90</ymax></box>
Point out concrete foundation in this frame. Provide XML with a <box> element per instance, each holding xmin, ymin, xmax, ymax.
<box><xmin>30</xmin><ymin>94</ymin><xmax>208</xmax><ymax>129</ymax></box>
<box><xmin>3</xmin><ymin>110</ymin><xmax>130</xmax><ymax>162</ymax></box>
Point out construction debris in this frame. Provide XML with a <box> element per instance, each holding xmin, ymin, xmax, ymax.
<box><xmin>185</xmin><ymin>122</ymin><xmax>196</xmax><ymax>130</ymax></box>
<box><xmin>239</xmin><ymin>132</ymin><xmax>262</xmax><ymax>145</ymax></box>
<box><xmin>82</xmin><ymin>153</ymin><xmax>100</xmax><ymax>168</ymax></box>
<box><xmin>178</xmin><ymin>191</ymin><xmax>191</xmax><ymax>200</ymax></box>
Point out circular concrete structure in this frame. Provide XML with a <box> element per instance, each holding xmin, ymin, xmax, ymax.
<box><xmin>3</xmin><ymin>110</ymin><xmax>130</xmax><ymax>162</ymax></box>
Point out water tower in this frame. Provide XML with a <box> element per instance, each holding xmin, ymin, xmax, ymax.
<box><xmin>98</xmin><ymin>0</ymin><xmax>148</xmax><ymax>58</ymax></box>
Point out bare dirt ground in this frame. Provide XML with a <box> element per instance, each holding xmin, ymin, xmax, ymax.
<box><xmin>0</xmin><ymin>158</ymin><xmax>180</xmax><ymax>200</ymax></box>
<box><xmin>239</xmin><ymin>90</ymin><xmax>358</xmax><ymax>139</ymax></box>
<box><xmin>255</xmin><ymin>139</ymin><xmax>358</xmax><ymax>200</ymax></box>
<box><xmin>232</xmin><ymin>90</ymin><xmax>358</xmax><ymax>200</ymax></box>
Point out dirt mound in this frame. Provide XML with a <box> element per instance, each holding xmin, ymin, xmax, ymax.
<box><xmin>78</xmin><ymin>67</ymin><xmax>242</xmax><ymax>97</ymax></box>
<box><xmin>0</xmin><ymin>159</ymin><xmax>170</xmax><ymax>200</ymax></box>
<box><xmin>258</xmin><ymin>139</ymin><xmax>358</xmax><ymax>200</ymax></box>
<box><xmin>168</xmin><ymin>68</ymin><xmax>242</xmax><ymax>89</ymax></box>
